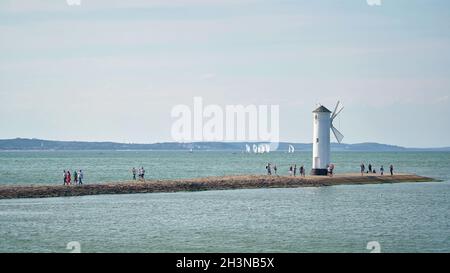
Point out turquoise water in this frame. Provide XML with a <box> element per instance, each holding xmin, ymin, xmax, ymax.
<box><xmin>0</xmin><ymin>151</ymin><xmax>449</xmax><ymax>253</ymax></box>
<box><xmin>0</xmin><ymin>151</ymin><xmax>448</xmax><ymax>185</ymax></box>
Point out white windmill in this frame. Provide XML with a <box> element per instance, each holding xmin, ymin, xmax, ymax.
<box><xmin>311</xmin><ymin>101</ymin><xmax>344</xmax><ymax>175</ymax></box>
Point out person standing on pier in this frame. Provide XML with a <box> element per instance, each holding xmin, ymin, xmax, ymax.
<box><xmin>300</xmin><ymin>165</ymin><xmax>305</xmax><ymax>177</ymax></box>
<box><xmin>78</xmin><ymin>170</ymin><xmax>84</xmax><ymax>185</ymax></box>
<box><xmin>66</xmin><ymin>171</ymin><xmax>71</xmax><ymax>185</ymax></box>
<box><xmin>266</xmin><ymin>163</ymin><xmax>272</xmax><ymax>175</ymax></box>
<box><xmin>141</xmin><ymin>167</ymin><xmax>146</xmax><ymax>181</ymax></box>
<box><xmin>274</xmin><ymin>165</ymin><xmax>278</xmax><ymax>175</ymax></box>
<box><xmin>132</xmin><ymin>167</ymin><xmax>137</xmax><ymax>180</ymax></box>
<box><xmin>74</xmin><ymin>170</ymin><xmax>78</xmax><ymax>185</ymax></box>
<box><xmin>289</xmin><ymin>165</ymin><xmax>293</xmax><ymax>176</ymax></box>
<box><xmin>380</xmin><ymin>166</ymin><xmax>384</xmax><ymax>176</ymax></box>
<box><xmin>294</xmin><ymin>165</ymin><xmax>297</xmax><ymax>176</ymax></box>
<box><xmin>360</xmin><ymin>163</ymin><xmax>365</xmax><ymax>176</ymax></box>
<box><xmin>328</xmin><ymin>164</ymin><xmax>335</xmax><ymax>177</ymax></box>
<box><xmin>390</xmin><ymin>165</ymin><xmax>394</xmax><ymax>176</ymax></box>
<box><xmin>368</xmin><ymin>164</ymin><xmax>372</xmax><ymax>173</ymax></box>
<box><xmin>63</xmin><ymin>170</ymin><xmax>67</xmax><ymax>185</ymax></box>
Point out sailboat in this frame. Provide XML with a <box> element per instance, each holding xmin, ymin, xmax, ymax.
<box><xmin>288</xmin><ymin>145</ymin><xmax>295</xmax><ymax>153</ymax></box>
<box><xmin>252</xmin><ymin>144</ymin><xmax>258</xmax><ymax>153</ymax></box>
<box><xmin>245</xmin><ymin>144</ymin><xmax>251</xmax><ymax>153</ymax></box>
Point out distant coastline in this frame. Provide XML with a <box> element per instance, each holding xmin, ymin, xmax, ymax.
<box><xmin>0</xmin><ymin>138</ymin><xmax>449</xmax><ymax>152</ymax></box>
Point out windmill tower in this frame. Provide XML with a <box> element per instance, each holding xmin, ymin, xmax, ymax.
<box><xmin>311</xmin><ymin>102</ymin><xmax>344</xmax><ymax>175</ymax></box>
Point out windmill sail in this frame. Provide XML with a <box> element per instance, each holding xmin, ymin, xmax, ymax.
<box><xmin>330</xmin><ymin>101</ymin><xmax>344</xmax><ymax>143</ymax></box>
<box><xmin>331</xmin><ymin>101</ymin><xmax>344</xmax><ymax>121</ymax></box>
<box><xmin>332</xmin><ymin>107</ymin><xmax>344</xmax><ymax>121</ymax></box>
<box><xmin>331</xmin><ymin>101</ymin><xmax>340</xmax><ymax>120</ymax></box>
<box><xmin>331</xmin><ymin>125</ymin><xmax>344</xmax><ymax>144</ymax></box>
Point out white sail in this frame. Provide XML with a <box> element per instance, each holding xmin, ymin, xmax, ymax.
<box><xmin>246</xmin><ymin>144</ymin><xmax>251</xmax><ymax>153</ymax></box>
<box><xmin>288</xmin><ymin>145</ymin><xmax>295</xmax><ymax>153</ymax></box>
<box><xmin>260</xmin><ymin>145</ymin><xmax>265</xmax><ymax>153</ymax></box>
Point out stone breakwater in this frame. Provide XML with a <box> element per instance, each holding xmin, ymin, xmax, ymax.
<box><xmin>0</xmin><ymin>174</ymin><xmax>436</xmax><ymax>199</ymax></box>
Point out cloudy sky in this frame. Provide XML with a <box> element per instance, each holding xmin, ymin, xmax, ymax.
<box><xmin>0</xmin><ymin>0</ymin><xmax>449</xmax><ymax>147</ymax></box>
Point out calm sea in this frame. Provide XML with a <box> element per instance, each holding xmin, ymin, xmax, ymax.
<box><xmin>0</xmin><ymin>151</ymin><xmax>449</xmax><ymax>253</ymax></box>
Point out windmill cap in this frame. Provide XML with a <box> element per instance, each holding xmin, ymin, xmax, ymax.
<box><xmin>313</xmin><ymin>105</ymin><xmax>332</xmax><ymax>113</ymax></box>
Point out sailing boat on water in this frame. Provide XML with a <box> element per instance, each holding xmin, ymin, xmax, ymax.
<box><xmin>245</xmin><ymin>144</ymin><xmax>251</xmax><ymax>153</ymax></box>
<box><xmin>288</xmin><ymin>145</ymin><xmax>295</xmax><ymax>153</ymax></box>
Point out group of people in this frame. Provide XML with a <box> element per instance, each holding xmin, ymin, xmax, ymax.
<box><xmin>326</xmin><ymin>164</ymin><xmax>335</xmax><ymax>177</ymax></box>
<box><xmin>289</xmin><ymin>164</ymin><xmax>307</xmax><ymax>177</ymax></box>
<box><xmin>63</xmin><ymin>169</ymin><xmax>84</xmax><ymax>185</ymax></box>
<box><xmin>360</xmin><ymin>163</ymin><xmax>394</xmax><ymax>176</ymax></box>
<box><xmin>132</xmin><ymin>167</ymin><xmax>146</xmax><ymax>181</ymax></box>
<box><xmin>265</xmin><ymin>162</ymin><xmax>395</xmax><ymax>177</ymax></box>
<box><xmin>265</xmin><ymin>163</ymin><xmax>277</xmax><ymax>175</ymax></box>
<box><xmin>265</xmin><ymin>163</ymin><xmax>307</xmax><ymax>177</ymax></box>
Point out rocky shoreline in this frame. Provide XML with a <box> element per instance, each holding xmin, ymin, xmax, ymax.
<box><xmin>0</xmin><ymin>174</ymin><xmax>436</xmax><ymax>200</ymax></box>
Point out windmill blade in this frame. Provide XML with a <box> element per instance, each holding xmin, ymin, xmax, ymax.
<box><xmin>331</xmin><ymin>125</ymin><xmax>344</xmax><ymax>144</ymax></box>
<box><xmin>331</xmin><ymin>101</ymin><xmax>340</xmax><ymax>119</ymax></box>
<box><xmin>332</xmin><ymin>106</ymin><xmax>344</xmax><ymax>120</ymax></box>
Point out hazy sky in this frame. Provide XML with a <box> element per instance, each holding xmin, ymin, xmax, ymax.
<box><xmin>1</xmin><ymin>0</ymin><xmax>449</xmax><ymax>147</ymax></box>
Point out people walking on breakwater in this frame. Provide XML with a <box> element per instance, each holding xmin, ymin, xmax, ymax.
<box><xmin>328</xmin><ymin>164</ymin><xmax>335</xmax><ymax>177</ymax></box>
<box><xmin>358</xmin><ymin>163</ymin><xmax>394</xmax><ymax>176</ymax></box>
<box><xmin>274</xmin><ymin>165</ymin><xmax>278</xmax><ymax>175</ymax></box>
<box><xmin>294</xmin><ymin>165</ymin><xmax>297</xmax><ymax>176</ymax></box>
<box><xmin>62</xmin><ymin>169</ymin><xmax>83</xmax><ymax>186</ymax></box>
<box><xmin>78</xmin><ymin>170</ymin><xmax>84</xmax><ymax>185</ymax></box>
<box><xmin>66</xmin><ymin>171</ymin><xmax>71</xmax><ymax>185</ymax></box>
<box><xmin>266</xmin><ymin>163</ymin><xmax>272</xmax><ymax>175</ymax></box>
<box><xmin>300</xmin><ymin>165</ymin><xmax>305</xmax><ymax>177</ymax></box>
<box><xmin>289</xmin><ymin>166</ymin><xmax>293</xmax><ymax>176</ymax></box>
<box><xmin>131</xmin><ymin>167</ymin><xmax>146</xmax><ymax>181</ymax></box>
<box><xmin>138</xmin><ymin>167</ymin><xmax>146</xmax><ymax>181</ymax></box>
<box><xmin>132</xmin><ymin>167</ymin><xmax>137</xmax><ymax>180</ymax></box>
